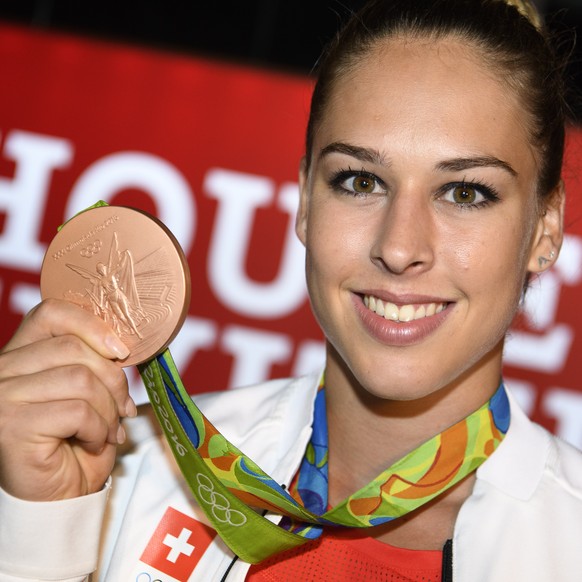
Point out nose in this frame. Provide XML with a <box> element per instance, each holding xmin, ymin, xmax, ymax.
<box><xmin>370</xmin><ymin>189</ymin><xmax>435</xmax><ymax>275</ymax></box>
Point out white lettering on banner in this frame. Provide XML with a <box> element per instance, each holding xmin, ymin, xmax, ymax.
<box><xmin>169</xmin><ymin>317</ymin><xmax>218</xmax><ymax>372</ymax></box>
<box><xmin>292</xmin><ymin>339</ymin><xmax>326</xmax><ymax>377</ymax></box>
<box><xmin>125</xmin><ymin>316</ymin><xmax>219</xmax><ymax>405</ymax></box>
<box><xmin>543</xmin><ymin>387</ymin><xmax>582</xmax><ymax>450</ymax></box>
<box><xmin>0</xmin><ymin>130</ymin><xmax>73</xmax><ymax>271</ymax></box>
<box><xmin>67</xmin><ymin>151</ymin><xmax>196</xmax><ymax>255</ymax></box>
<box><xmin>504</xmin><ymin>326</ymin><xmax>574</xmax><ymax>373</ymax></box>
<box><xmin>124</xmin><ymin>319</ymin><xmax>324</xmax><ymax>404</ymax></box>
<box><xmin>163</xmin><ymin>527</ymin><xmax>195</xmax><ymax>563</ymax></box>
<box><xmin>222</xmin><ymin>325</ymin><xmax>292</xmax><ymax>388</ymax></box>
<box><xmin>9</xmin><ymin>283</ymin><xmax>40</xmax><ymax>317</ymax></box>
<box><xmin>504</xmin><ymin>234</ymin><xmax>582</xmax><ymax>373</ymax></box>
<box><xmin>205</xmin><ymin>168</ymin><xmax>307</xmax><ymax>318</ymax></box>
<box><xmin>505</xmin><ymin>378</ymin><xmax>536</xmax><ymax>416</ymax></box>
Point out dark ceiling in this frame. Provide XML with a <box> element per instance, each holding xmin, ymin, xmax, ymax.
<box><xmin>0</xmin><ymin>0</ymin><xmax>581</xmax><ymax>119</ymax></box>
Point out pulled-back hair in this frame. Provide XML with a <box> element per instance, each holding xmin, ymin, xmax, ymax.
<box><xmin>305</xmin><ymin>0</ymin><xmax>569</xmax><ymax>198</ymax></box>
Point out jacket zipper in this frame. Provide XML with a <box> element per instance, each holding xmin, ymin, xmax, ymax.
<box><xmin>441</xmin><ymin>539</ymin><xmax>453</xmax><ymax>582</ymax></box>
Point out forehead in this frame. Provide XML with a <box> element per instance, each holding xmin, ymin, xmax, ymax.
<box><xmin>317</xmin><ymin>36</ymin><xmax>536</xmax><ymax>172</ymax></box>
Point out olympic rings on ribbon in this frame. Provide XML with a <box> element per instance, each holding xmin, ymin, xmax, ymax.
<box><xmin>196</xmin><ymin>473</ymin><xmax>247</xmax><ymax>527</ymax></box>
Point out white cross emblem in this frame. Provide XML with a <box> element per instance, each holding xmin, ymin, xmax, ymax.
<box><xmin>163</xmin><ymin>527</ymin><xmax>195</xmax><ymax>563</ymax></box>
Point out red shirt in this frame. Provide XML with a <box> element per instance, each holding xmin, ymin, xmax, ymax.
<box><xmin>247</xmin><ymin>528</ymin><xmax>442</xmax><ymax>581</ymax></box>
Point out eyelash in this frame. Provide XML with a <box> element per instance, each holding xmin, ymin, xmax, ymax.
<box><xmin>328</xmin><ymin>168</ymin><xmax>386</xmax><ymax>197</ymax></box>
<box><xmin>328</xmin><ymin>169</ymin><xmax>501</xmax><ymax>209</ymax></box>
<box><xmin>439</xmin><ymin>179</ymin><xmax>501</xmax><ymax>210</ymax></box>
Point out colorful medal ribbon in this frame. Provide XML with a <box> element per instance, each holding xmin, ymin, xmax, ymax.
<box><xmin>139</xmin><ymin>349</ymin><xmax>510</xmax><ymax>564</ymax></box>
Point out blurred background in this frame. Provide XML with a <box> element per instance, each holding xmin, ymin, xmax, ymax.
<box><xmin>0</xmin><ymin>0</ymin><xmax>581</xmax><ymax>118</ymax></box>
<box><xmin>1</xmin><ymin>0</ymin><xmax>582</xmax><ymax>448</ymax></box>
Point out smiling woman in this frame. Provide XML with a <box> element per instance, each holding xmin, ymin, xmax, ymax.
<box><xmin>298</xmin><ymin>33</ymin><xmax>548</xmax><ymax>400</ymax></box>
<box><xmin>0</xmin><ymin>1</ymin><xmax>581</xmax><ymax>581</ymax></box>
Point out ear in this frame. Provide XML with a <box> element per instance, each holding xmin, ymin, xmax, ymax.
<box><xmin>295</xmin><ymin>156</ymin><xmax>310</xmax><ymax>247</ymax></box>
<box><xmin>527</xmin><ymin>181</ymin><xmax>565</xmax><ymax>274</ymax></box>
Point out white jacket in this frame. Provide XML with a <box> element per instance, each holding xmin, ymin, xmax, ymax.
<box><xmin>2</xmin><ymin>371</ymin><xmax>582</xmax><ymax>581</ymax></box>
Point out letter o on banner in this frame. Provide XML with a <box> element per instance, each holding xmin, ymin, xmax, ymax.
<box><xmin>66</xmin><ymin>151</ymin><xmax>196</xmax><ymax>255</ymax></box>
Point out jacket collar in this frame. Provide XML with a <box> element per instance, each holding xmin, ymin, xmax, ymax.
<box><xmin>475</xmin><ymin>386</ymin><xmax>551</xmax><ymax>500</ymax></box>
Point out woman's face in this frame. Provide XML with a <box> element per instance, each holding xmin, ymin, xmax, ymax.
<box><xmin>297</xmin><ymin>36</ymin><xmax>562</xmax><ymax>402</ymax></box>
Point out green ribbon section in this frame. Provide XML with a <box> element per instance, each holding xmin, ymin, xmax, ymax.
<box><xmin>138</xmin><ymin>349</ymin><xmax>510</xmax><ymax>563</ymax></box>
<box><xmin>57</xmin><ymin>200</ymin><xmax>109</xmax><ymax>231</ymax></box>
<box><xmin>139</xmin><ymin>351</ymin><xmax>309</xmax><ymax>563</ymax></box>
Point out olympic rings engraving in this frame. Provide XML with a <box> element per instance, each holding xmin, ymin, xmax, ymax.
<box><xmin>196</xmin><ymin>473</ymin><xmax>247</xmax><ymax>527</ymax></box>
<box><xmin>79</xmin><ymin>239</ymin><xmax>102</xmax><ymax>257</ymax></box>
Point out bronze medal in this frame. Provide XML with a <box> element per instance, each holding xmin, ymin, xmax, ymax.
<box><xmin>40</xmin><ymin>205</ymin><xmax>191</xmax><ymax>367</ymax></box>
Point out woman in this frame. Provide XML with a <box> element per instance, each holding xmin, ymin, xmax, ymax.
<box><xmin>1</xmin><ymin>0</ymin><xmax>581</xmax><ymax>580</ymax></box>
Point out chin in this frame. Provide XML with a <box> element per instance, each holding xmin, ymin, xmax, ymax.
<box><xmin>358</xmin><ymin>372</ymin><xmax>444</xmax><ymax>402</ymax></box>
<box><xmin>337</xmin><ymin>351</ymin><xmax>443</xmax><ymax>402</ymax></box>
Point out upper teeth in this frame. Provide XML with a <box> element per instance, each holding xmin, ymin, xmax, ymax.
<box><xmin>364</xmin><ymin>295</ymin><xmax>446</xmax><ymax>322</ymax></box>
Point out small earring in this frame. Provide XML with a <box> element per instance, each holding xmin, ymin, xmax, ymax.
<box><xmin>538</xmin><ymin>250</ymin><xmax>555</xmax><ymax>269</ymax></box>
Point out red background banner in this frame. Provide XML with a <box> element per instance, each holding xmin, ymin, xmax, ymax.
<box><xmin>1</xmin><ymin>24</ymin><xmax>582</xmax><ymax>447</ymax></box>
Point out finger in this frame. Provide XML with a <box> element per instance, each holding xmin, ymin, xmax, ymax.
<box><xmin>1</xmin><ymin>366</ymin><xmax>123</xmax><ymax>446</ymax></box>
<box><xmin>0</xmin><ymin>400</ymin><xmax>119</xmax><ymax>500</ymax></box>
<box><xmin>3</xmin><ymin>299</ymin><xmax>130</xmax><ymax>361</ymax></box>
<box><xmin>0</xmin><ymin>335</ymin><xmax>131</xmax><ymax>417</ymax></box>
<box><xmin>29</xmin><ymin>400</ymin><xmax>115</xmax><ymax>451</ymax></box>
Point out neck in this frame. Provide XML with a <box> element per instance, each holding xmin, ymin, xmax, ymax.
<box><xmin>324</xmin><ymin>342</ymin><xmax>504</xmax><ymax>505</ymax></box>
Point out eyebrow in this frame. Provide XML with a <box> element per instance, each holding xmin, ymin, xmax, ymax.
<box><xmin>319</xmin><ymin>142</ymin><xmax>518</xmax><ymax>178</ymax></box>
<box><xmin>319</xmin><ymin>142</ymin><xmax>389</xmax><ymax>166</ymax></box>
<box><xmin>436</xmin><ymin>156</ymin><xmax>518</xmax><ymax>177</ymax></box>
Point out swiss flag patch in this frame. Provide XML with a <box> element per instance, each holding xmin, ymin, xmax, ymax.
<box><xmin>140</xmin><ymin>507</ymin><xmax>216</xmax><ymax>580</ymax></box>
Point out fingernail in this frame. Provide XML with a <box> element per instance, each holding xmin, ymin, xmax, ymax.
<box><xmin>125</xmin><ymin>398</ymin><xmax>137</xmax><ymax>418</ymax></box>
<box><xmin>105</xmin><ymin>335</ymin><xmax>130</xmax><ymax>360</ymax></box>
<box><xmin>117</xmin><ymin>424</ymin><xmax>126</xmax><ymax>445</ymax></box>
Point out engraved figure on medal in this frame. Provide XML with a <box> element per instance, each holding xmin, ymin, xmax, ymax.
<box><xmin>65</xmin><ymin>232</ymin><xmax>146</xmax><ymax>339</ymax></box>
<box><xmin>41</xmin><ymin>206</ymin><xmax>190</xmax><ymax>367</ymax></box>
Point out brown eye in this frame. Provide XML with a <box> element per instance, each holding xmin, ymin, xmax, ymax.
<box><xmin>352</xmin><ymin>175</ymin><xmax>377</xmax><ymax>194</ymax></box>
<box><xmin>440</xmin><ymin>181</ymin><xmax>499</xmax><ymax>209</ymax></box>
<box><xmin>329</xmin><ymin>170</ymin><xmax>385</xmax><ymax>197</ymax></box>
<box><xmin>452</xmin><ymin>185</ymin><xmax>477</xmax><ymax>204</ymax></box>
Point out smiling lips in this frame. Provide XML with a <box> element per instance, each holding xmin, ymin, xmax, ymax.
<box><xmin>364</xmin><ymin>295</ymin><xmax>447</xmax><ymax>323</ymax></box>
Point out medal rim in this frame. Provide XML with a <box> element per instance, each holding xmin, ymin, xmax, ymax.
<box><xmin>40</xmin><ymin>205</ymin><xmax>191</xmax><ymax>367</ymax></box>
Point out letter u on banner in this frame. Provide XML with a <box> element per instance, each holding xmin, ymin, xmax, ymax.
<box><xmin>205</xmin><ymin>168</ymin><xmax>307</xmax><ymax>319</ymax></box>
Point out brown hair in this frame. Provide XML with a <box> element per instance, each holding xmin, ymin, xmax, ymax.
<box><xmin>305</xmin><ymin>0</ymin><xmax>569</xmax><ymax>198</ymax></box>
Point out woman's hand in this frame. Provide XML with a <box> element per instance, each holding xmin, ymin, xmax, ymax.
<box><xmin>0</xmin><ymin>298</ymin><xmax>134</xmax><ymax>501</ymax></box>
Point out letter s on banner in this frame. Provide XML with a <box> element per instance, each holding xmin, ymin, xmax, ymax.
<box><xmin>66</xmin><ymin>151</ymin><xmax>196</xmax><ymax>255</ymax></box>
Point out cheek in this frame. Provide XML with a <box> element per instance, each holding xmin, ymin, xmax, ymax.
<box><xmin>439</xmin><ymin>218</ymin><xmax>489</xmax><ymax>271</ymax></box>
<box><xmin>305</xmin><ymin>228</ymin><xmax>355</xmax><ymax>296</ymax></box>
<box><xmin>303</xmin><ymin>207</ymin><xmax>368</xmax><ymax>326</ymax></box>
<box><xmin>446</xmin><ymin>217</ymin><xmax>532</xmax><ymax>303</ymax></box>
<box><xmin>306</xmin><ymin>202</ymin><xmax>369</xmax><ymax>271</ymax></box>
